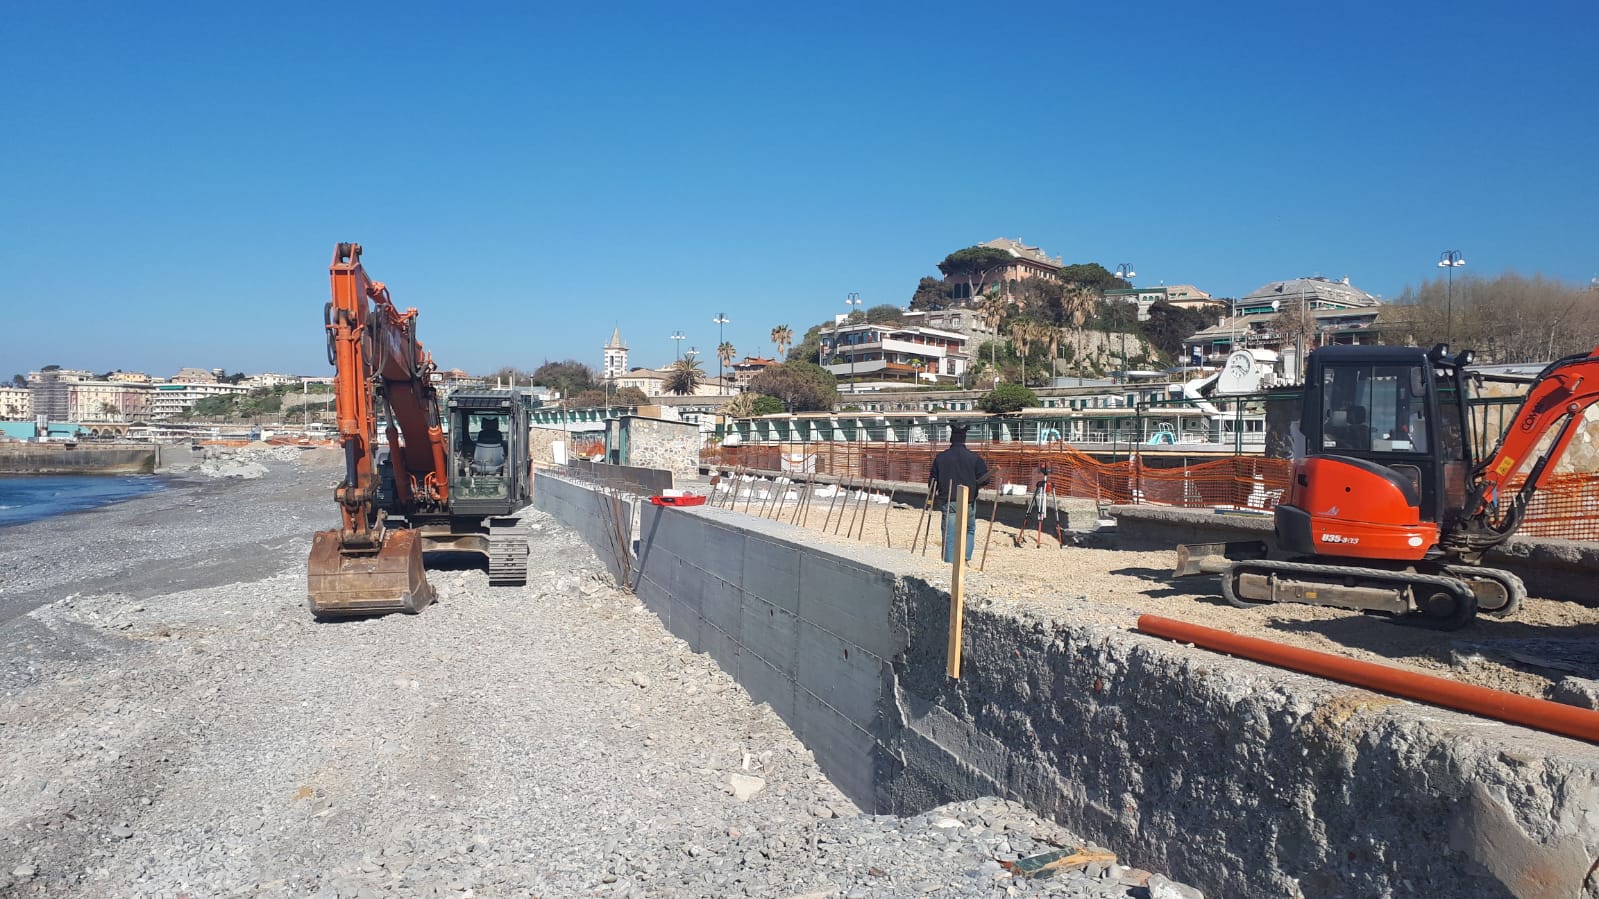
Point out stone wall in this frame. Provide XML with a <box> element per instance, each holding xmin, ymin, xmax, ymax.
<box><xmin>618</xmin><ymin>416</ymin><xmax>700</xmax><ymax>481</ymax></box>
<box><xmin>0</xmin><ymin>443</ymin><xmax>157</xmax><ymax>475</ymax></box>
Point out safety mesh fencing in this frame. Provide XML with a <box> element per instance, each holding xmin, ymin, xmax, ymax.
<box><xmin>702</xmin><ymin>442</ymin><xmax>1599</xmax><ymax>542</ymax></box>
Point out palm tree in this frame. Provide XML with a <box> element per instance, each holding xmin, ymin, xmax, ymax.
<box><xmin>770</xmin><ymin>325</ymin><xmax>793</xmax><ymax>360</ymax></box>
<box><xmin>663</xmin><ymin>357</ymin><xmax>705</xmax><ymax>396</ymax></box>
<box><xmin>717</xmin><ymin>342</ymin><xmax>736</xmax><ymax>391</ymax></box>
<box><xmin>1042</xmin><ymin>326</ymin><xmax>1063</xmax><ymax>383</ymax></box>
<box><xmin>1007</xmin><ymin>320</ymin><xmax>1035</xmax><ymax>384</ymax></box>
<box><xmin>1061</xmin><ymin>285</ymin><xmax>1097</xmax><ymax>368</ymax></box>
<box><xmin>976</xmin><ymin>292</ymin><xmax>1011</xmax><ymax>381</ymax></box>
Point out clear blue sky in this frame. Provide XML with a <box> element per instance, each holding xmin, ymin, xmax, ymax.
<box><xmin>3</xmin><ymin>1</ymin><xmax>1595</xmax><ymax>379</ymax></box>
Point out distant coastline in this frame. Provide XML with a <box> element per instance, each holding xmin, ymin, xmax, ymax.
<box><xmin>0</xmin><ymin>443</ymin><xmax>159</xmax><ymax>476</ymax></box>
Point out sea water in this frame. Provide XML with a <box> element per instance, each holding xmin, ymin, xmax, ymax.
<box><xmin>0</xmin><ymin>474</ymin><xmax>167</xmax><ymax>527</ymax></box>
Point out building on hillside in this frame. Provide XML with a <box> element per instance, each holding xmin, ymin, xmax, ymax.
<box><xmin>730</xmin><ymin>356</ymin><xmax>776</xmax><ymax>390</ymax></box>
<box><xmin>1104</xmin><ymin>284</ymin><xmax>1222</xmax><ymax>321</ymax></box>
<box><xmin>1182</xmin><ymin>277</ymin><xmax>1385</xmax><ymax>381</ymax></box>
<box><xmin>943</xmin><ymin>237</ymin><xmax>1064</xmax><ymax>301</ymax></box>
<box><xmin>172</xmin><ymin>367</ymin><xmax>219</xmax><ymax>384</ymax></box>
<box><xmin>244</xmin><ymin>372</ymin><xmax>298</xmax><ymax>389</ymax></box>
<box><xmin>106</xmin><ymin>371</ymin><xmax>152</xmax><ymax>383</ymax></box>
<box><xmin>614</xmin><ymin>366</ymin><xmax>724</xmax><ymax>398</ymax></box>
<box><xmin>27</xmin><ymin>369</ymin><xmax>94</xmax><ymax>384</ymax></box>
<box><xmin>603</xmin><ymin>327</ymin><xmax>628</xmax><ymax>381</ymax></box>
<box><xmin>0</xmin><ymin>386</ymin><xmax>32</xmax><ymax>421</ymax></box>
<box><xmin>821</xmin><ymin>322</ymin><xmax>969</xmax><ymax>390</ymax></box>
<box><xmin>30</xmin><ymin>377</ymin><xmax>154</xmax><ymax>422</ymax></box>
<box><xmin>148</xmin><ymin>381</ymin><xmax>250</xmax><ymax>419</ymax></box>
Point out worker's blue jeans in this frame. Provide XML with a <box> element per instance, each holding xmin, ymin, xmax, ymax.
<box><xmin>941</xmin><ymin>499</ymin><xmax>978</xmax><ymax>563</ymax></box>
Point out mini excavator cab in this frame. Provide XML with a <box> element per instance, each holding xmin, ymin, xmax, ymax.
<box><xmin>1276</xmin><ymin>344</ymin><xmax>1472</xmax><ymax>563</ymax></box>
<box><xmin>445</xmin><ymin>390</ymin><xmax>531</xmax><ymax>515</ymax></box>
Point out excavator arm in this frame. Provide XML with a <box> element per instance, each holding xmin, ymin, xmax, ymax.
<box><xmin>1450</xmin><ymin>343</ymin><xmax>1599</xmax><ymax>554</ymax></box>
<box><xmin>308</xmin><ymin>242</ymin><xmax>447</xmax><ymax>617</ymax></box>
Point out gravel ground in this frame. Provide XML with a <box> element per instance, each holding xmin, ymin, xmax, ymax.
<box><xmin>704</xmin><ymin>477</ymin><xmax>1599</xmax><ymax>701</ymax></box>
<box><xmin>0</xmin><ymin>450</ymin><xmax>1194</xmax><ymax>899</ymax></box>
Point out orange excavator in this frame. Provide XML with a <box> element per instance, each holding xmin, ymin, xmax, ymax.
<box><xmin>307</xmin><ymin>243</ymin><xmax>532</xmax><ymax>618</ymax></box>
<box><xmin>1177</xmin><ymin>342</ymin><xmax>1599</xmax><ymax>629</ymax></box>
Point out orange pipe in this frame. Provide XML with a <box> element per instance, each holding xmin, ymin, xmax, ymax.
<box><xmin>1136</xmin><ymin>614</ymin><xmax>1599</xmax><ymax>745</ymax></box>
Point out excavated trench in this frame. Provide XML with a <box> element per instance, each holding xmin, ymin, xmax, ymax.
<box><xmin>536</xmin><ymin>471</ymin><xmax>1599</xmax><ymax>899</ymax></box>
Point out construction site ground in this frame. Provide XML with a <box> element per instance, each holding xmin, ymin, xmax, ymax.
<box><xmin>702</xmin><ymin>481</ymin><xmax>1599</xmax><ymax>703</ymax></box>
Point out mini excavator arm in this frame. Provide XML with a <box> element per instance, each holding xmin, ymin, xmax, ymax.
<box><xmin>1448</xmin><ymin>343</ymin><xmax>1599</xmax><ymax>555</ymax></box>
<box><xmin>308</xmin><ymin>242</ymin><xmax>447</xmax><ymax>617</ymax></box>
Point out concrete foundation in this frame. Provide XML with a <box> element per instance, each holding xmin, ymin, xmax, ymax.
<box><xmin>538</xmin><ymin>471</ymin><xmax>1599</xmax><ymax>899</ymax></box>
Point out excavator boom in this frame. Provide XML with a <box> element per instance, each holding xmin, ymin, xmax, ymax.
<box><xmin>308</xmin><ymin>243</ymin><xmax>445</xmax><ymax>617</ymax></box>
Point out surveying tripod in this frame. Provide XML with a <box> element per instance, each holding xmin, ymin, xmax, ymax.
<box><xmin>1013</xmin><ymin>465</ymin><xmax>1064</xmax><ymax>548</ymax></box>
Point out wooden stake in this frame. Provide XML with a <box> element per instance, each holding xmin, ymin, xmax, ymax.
<box><xmin>948</xmin><ymin>484</ymin><xmax>969</xmax><ymax>679</ymax></box>
<box><xmin>979</xmin><ymin>492</ymin><xmax>999</xmax><ymax>572</ymax></box>
<box><xmin>909</xmin><ymin>480</ymin><xmax>933</xmax><ymax>553</ymax></box>
<box><xmin>882</xmin><ymin>485</ymin><xmax>894</xmax><ymax>548</ymax></box>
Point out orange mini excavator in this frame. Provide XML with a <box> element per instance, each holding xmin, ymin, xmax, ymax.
<box><xmin>1178</xmin><ymin>342</ymin><xmax>1599</xmax><ymax>629</ymax></box>
<box><xmin>307</xmin><ymin>243</ymin><xmax>532</xmax><ymax>618</ymax></box>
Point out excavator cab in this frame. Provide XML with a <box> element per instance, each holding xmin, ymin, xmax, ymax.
<box><xmin>446</xmin><ymin>391</ymin><xmax>529</xmax><ymax>513</ymax></box>
<box><xmin>1276</xmin><ymin>345</ymin><xmax>1472</xmax><ymax>562</ymax></box>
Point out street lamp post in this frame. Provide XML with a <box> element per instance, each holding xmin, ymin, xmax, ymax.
<box><xmin>843</xmin><ymin>292</ymin><xmax>862</xmax><ymax>394</ymax></box>
<box><xmin>1113</xmin><ymin>263</ymin><xmax>1136</xmax><ymax>383</ymax></box>
<box><xmin>1438</xmin><ymin>250</ymin><xmax>1465</xmax><ymax>345</ymax></box>
<box><xmin>711</xmin><ymin>313</ymin><xmax>730</xmax><ymax>395</ymax></box>
<box><xmin>671</xmin><ymin>330</ymin><xmax>685</xmax><ymax>361</ymax></box>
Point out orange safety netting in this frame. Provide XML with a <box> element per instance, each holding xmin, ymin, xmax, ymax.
<box><xmin>703</xmin><ymin>443</ymin><xmax>1599</xmax><ymax>542</ymax></box>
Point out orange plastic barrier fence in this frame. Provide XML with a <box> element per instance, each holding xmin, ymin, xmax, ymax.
<box><xmin>704</xmin><ymin>443</ymin><xmax>1599</xmax><ymax>542</ymax></box>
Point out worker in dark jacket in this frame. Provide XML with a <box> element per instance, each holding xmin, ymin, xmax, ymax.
<box><xmin>928</xmin><ymin>423</ymin><xmax>990</xmax><ymax>563</ymax></box>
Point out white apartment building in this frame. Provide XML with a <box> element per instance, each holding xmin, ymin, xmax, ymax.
<box><xmin>821</xmin><ymin>322</ymin><xmax>969</xmax><ymax>387</ymax></box>
<box><xmin>0</xmin><ymin>386</ymin><xmax>32</xmax><ymax>421</ymax></box>
<box><xmin>148</xmin><ymin>381</ymin><xmax>250</xmax><ymax>418</ymax></box>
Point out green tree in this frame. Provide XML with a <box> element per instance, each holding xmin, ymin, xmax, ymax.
<box><xmin>978</xmin><ymin>383</ymin><xmax>1038</xmax><ymax>414</ymax></box>
<box><xmin>716</xmin><ymin>342</ymin><xmax>737</xmax><ymax>387</ymax></box>
<box><xmin>1140</xmin><ymin>302</ymin><xmax>1217</xmax><ymax>360</ymax></box>
<box><xmin>613</xmin><ymin>385</ymin><xmax>649</xmax><ymax>406</ymax></box>
<box><xmin>751</xmin><ymin>395</ymin><xmax>785</xmax><ymax>415</ymax></box>
<box><xmin>664</xmin><ymin>357</ymin><xmax>706</xmax><ymax>396</ymax></box>
<box><xmin>531</xmin><ymin>360</ymin><xmax>597</xmax><ymax>399</ymax></box>
<box><xmin>191</xmin><ymin>395</ymin><xmax>238</xmax><ymax>417</ymax></box>
<box><xmin>41</xmin><ymin>364</ymin><xmax>61</xmax><ymax>373</ymax></box>
<box><xmin>909</xmin><ymin>276</ymin><xmax>953</xmax><ymax>311</ymax></box>
<box><xmin>10</xmin><ymin>374</ymin><xmax>26</xmax><ymax>388</ymax></box>
<box><xmin>864</xmin><ymin>304</ymin><xmax>903</xmax><ymax>324</ymax></box>
<box><xmin>747</xmin><ymin>362</ymin><xmax>838</xmax><ymax>412</ymax></box>
<box><xmin>1055</xmin><ymin>262</ymin><xmax>1123</xmax><ymax>294</ymax></box>
<box><xmin>566</xmin><ymin>389</ymin><xmax>607</xmax><ymax>408</ymax></box>
<box><xmin>937</xmin><ymin>246</ymin><xmax>1016</xmax><ymax>301</ymax></box>
<box><xmin>787</xmin><ymin>324</ymin><xmax>825</xmax><ymax>365</ymax></box>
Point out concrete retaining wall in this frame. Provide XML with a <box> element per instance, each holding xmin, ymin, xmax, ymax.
<box><xmin>0</xmin><ymin>443</ymin><xmax>157</xmax><ymax>475</ymax></box>
<box><xmin>531</xmin><ymin>471</ymin><xmax>635</xmax><ymax>584</ymax></box>
<box><xmin>540</xmin><ymin>472</ymin><xmax>1599</xmax><ymax>899</ymax></box>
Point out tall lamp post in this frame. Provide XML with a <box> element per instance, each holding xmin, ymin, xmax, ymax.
<box><xmin>843</xmin><ymin>292</ymin><xmax>862</xmax><ymax>393</ymax></box>
<box><xmin>711</xmin><ymin>312</ymin><xmax>730</xmax><ymax>395</ymax></box>
<box><xmin>1112</xmin><ymin>263</ymin><xmax>1136</xmax><ymax>384</ymax></box>
<box><xmin>1438</xmin><ymin>250</ymin><xmax>1465</xmax><ymax>345</ymax></box>
<box><xmin>671</xmin><ymin>330</ymin><xmax>685</xmax><ymax>361</ymax></box>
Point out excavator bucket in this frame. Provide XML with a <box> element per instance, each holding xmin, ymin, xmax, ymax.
<box><xmin>307</xmin><ymin>528</ymin><xmax>436</xmax><ymax>618</ymax></box>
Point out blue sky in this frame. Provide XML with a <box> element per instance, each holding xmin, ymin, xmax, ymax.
<box><xmin>2</xmin><ymin>1</ymin><xmax>1595</xmax><ymax>379</ymax></box>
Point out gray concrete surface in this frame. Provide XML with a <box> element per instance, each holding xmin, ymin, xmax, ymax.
<box><xmin>540</xmin><ymin>471</ymin><xmax>1599</xmax><ymax>899</ymax></box>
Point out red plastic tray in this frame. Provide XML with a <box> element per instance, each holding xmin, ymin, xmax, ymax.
<box><xmin>649</xmin><ymin>495</ymin><xmax>706</xmax><ymax>507</ymax></box>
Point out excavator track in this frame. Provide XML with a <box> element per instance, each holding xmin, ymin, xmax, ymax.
<box><xmin>1220</xmin><ymin>558</ymin><xmax>1479</xmax><ymax>630</ymax></box>
<box><xmin>487</xmin><ymin>517</ymin><xmax>530</xmax><ymax>586</ymax></box>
